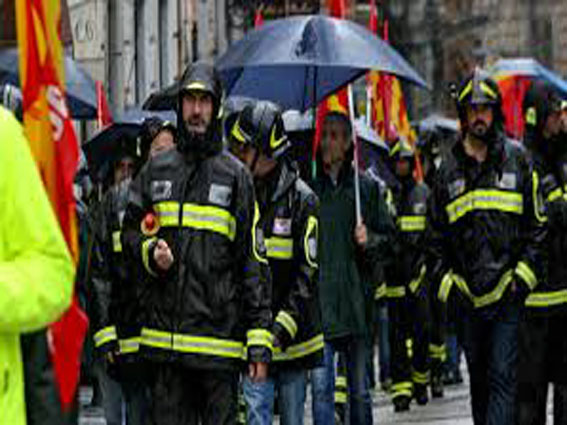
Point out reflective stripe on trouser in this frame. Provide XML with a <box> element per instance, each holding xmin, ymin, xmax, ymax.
<box><xmin>413</xmin><ymin>370</ymin><xmax>430</xmax><ymax>385</ymax></box>
<box><xmin>334</xmin><ymin>375</ymin><xmax>347</xmax><ymax>404</ymax></box>
<box><xmin>112</xmin><ymin>230</ymin><xmax>122</xmax><ymax>253</ymax></box>
<box><xmin>141</xmin><ymin>328</ymin><xmax>245</xmax><ymax>359</ymax></box>
<box><xmin>392</xmin><ymin>382</ymin><xmax>413</xmax><ymax>399</ymax></box>
<box><xmin>429</xmin><ymin>344</ymin><xmax>447</xmax><ymax>362</ymax></box>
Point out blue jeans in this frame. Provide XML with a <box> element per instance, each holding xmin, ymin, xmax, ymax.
<box><xmin>311</xmin><ymin>340</ymin><xmax>373</xmax><ymax>425</ymax></box>
<box><xmin>243</xmin><ymin>368</ymin><xmax>307</xmax><ymax>425</ymax></box>
<box><xmin>462</xmin><ymin>304</ymin><xmax>519</xmax><ymax>425</ymax></box>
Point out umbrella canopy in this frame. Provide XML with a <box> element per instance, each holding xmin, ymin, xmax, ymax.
<box><xmin>488</xmin><ymin>58</ymin><xmax>567</xmax><ymax>96</ymax></box>
<box><xmin>0</xmin><ymin>47</ymin><xmax>97</xmax><ymax>119</ymax></box>
<box><xmin>215</xmin><ymin>15</ymin><xmax>428</xmax><ymax>112</ymax></box>
<box><xmin>354</xmin><ymin>117</ymin><xmax>389</xmax><ymax>151</ymax></box>
<box><xmin>83</xmin><ymin>109</ymin><xmax>176</xmax><ymax>180</ymax></box>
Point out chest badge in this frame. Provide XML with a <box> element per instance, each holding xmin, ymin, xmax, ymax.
<box><xmin>272</xmin><ymin>217</ymin><xmax>292</xmax><ymax>236</ymax></box>
<box><xmin>209</xmin><ymin>184</ymin><xmax>232</xmax><ymax>207</ymax></box>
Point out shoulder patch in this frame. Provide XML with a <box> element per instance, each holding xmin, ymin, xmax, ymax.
<box><xmin>497</xmin><ymin>172</ymin><xmax>517</xmax><ymax>190</ymax></box>
<box><xmin>151</xmin><ymin>180</ymin><xmax>173</xmax><ymax>201</ymax></box>
<box><xmin>209</xmin><ymin>183</ymin><xmax>232</xmax><ymax>207</ymax></box>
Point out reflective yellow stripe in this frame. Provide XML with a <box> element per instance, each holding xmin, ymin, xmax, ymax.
<box><xmin>429</xmin><ymin>344</ymin><xmax>447</xmax><ymax>361</ymax></box>
<box><xmin>252</xmin><ymin>202</ymin><xmax>269</xmax><ymax>265</ymax></box>
<box><xmin>275</xmin><ymin>310</ymin><xmax>298</xmax><ymax>339</ymax></box>
<box><xmin>409</xmin><ymin>265</ymin><xmax>427</xmax><ymax>294</ymax></box>
<box><xmin>119</xmin><ymin>337</ymin><xmax>141</xmax><ymax>354</ymax></box>
<box><xmin>182</xmin><ymin>204</ymin><xmax>237</xmax><ymax>241</ymax></box>
<box><xmin>446</xmin><ymin>189</ymin><xmax>523</xmax><ymax>224</ymax></box>
<box><xmin>94</xmin><ymin>326</ymin><xmax>117</xmax><ymax>348</ymax></box>
<box><xmin>526</xmin><ymin>289</ymin><xmax>567</xmax><ymax>307</ymax></box>
<box><xmin>374</xmin><ymin>282</ymin><xmax>387</xmax><ymax>300</ymax></box>
<box><xmin>412</xmin><ymin>370</ymin><xmax>430</xmax><ymax>385</ymax></box>
<box><xmin>448</xmin><ymin>270</ymin><xmax>515</xmax><ymax>308</ymax></box>
<box><xmin>112</xmin><ymin>231</ymin><xmax>122</xmax><ymax>253</ymax></box>
<box><xmin>265</xmin><ymin>237</ymin><xmax>293</xmax><ymax>260</ymax></box>
<box><xmin>480</xmin><ymin>81</ymin><xmax>498</xmax><ymax>100</ymax></box>
<box><xmin>533</xmin><ymin>171</ymin><xmax>547</xmax><ymax>224</ymax></box>
<box><xmin>458</xmin><ymin>80</ymin><xmax>473</xmax><ymax>102</ymax></box>
<box><xmin>304</xmin><ymin>216</ymin><xmax>319</xmax><ymax>269</ymax></box>
<box><xmin>515</xmin><ymin>261</ymin><xmax>538</xmax><ymax>290</ymax></box>
<box><xmin>392</xmin><ymin>382</ymin><xmax>413</xmax><ymax>398</ymax></box>
<box><xmin>154</xmin><ymin>201</ymin><xmax>180</xmax><ymax>227</ymax></box>
<box><xmin>140</xmin><ymin>328</ymin><xmax>245</xmax><ymax>359</ymax></box>
<box><xmin>272</xmin><ymin>333</ymin><xmax>324</xmax><ymax>361</ymax></box>
<box><xmin>336</xmin><ymin>376</ymin><xmax>347</xmax><ymax>388</ymax></box>
<box><xmin>438</xmin><ymin>272</ymin><xmax>454</xmax><ymax>303</ymax></box>
<box><xmin>387</xmin><ymin>286</ymin><xmax>406</xmax><ymax>298</ymax></box>
<box><xmin>335</xmin><ymin>391</ymin><xmax>347</xmax><ymax>404</ymax></box>
<box><xmin>246</xmin><ymin>329</ymin><xmax>273</xmax><ymax>350</ymax></box>
<box><xmin>406</xmin><ymin>338</ymin><xmax>413</xmax><ymax>359</ymax></box>
<box><xmin>398</xmin><ymin>215</ymin><xmax>426</xmax><ymax>232</ymax></box>
<box><xmin>142</xmin><ymin>237</ymin><xmax>158</xmax><ymax>277</ymax></box>
<box><xmin>547</xmin><ymin>187</ymin><xmax>563</xmax><ymax>203</ymax></box>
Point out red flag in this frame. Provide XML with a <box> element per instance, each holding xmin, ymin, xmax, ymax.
<box><xmin>497</xmin><ymin>76</ymin><xmax>531</xmax><ymax>140</ymax></box>
<box><xmin>369</xmin><ymin>0</ymin><xmax>378</xmax><ymax>35</ymax></box>
<box><xmin>16</xmin><ymin>0</ymin><xmax>88</xmax><ymax>409</ymax></box>
<box><xmin>254</xmin><ymin>7</ymin><xmax>264</xmax><ymax>29</ymax></box>
<box><xmin>96</xmin><ymin>81</ymin><xmax>113</xmax><ymax>129</ymax></box>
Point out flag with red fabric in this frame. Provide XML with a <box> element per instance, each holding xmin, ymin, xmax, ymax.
<box><xmin>16</xmin><ymin>0</ymin><xmax>89</xmax><ymax>410</ymax></box>
<box><xmin>96</xmin><ymin>81</ymin><xmax>113</xmax><ymax>129</ymax></box>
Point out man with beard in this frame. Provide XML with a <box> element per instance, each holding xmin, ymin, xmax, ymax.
<box><xmin>426</xmin><ymin>69</ymin><xmax>546</xmax><ymax>425</ymax></box>
<box><xmin>121</xmin><ymin>62</ymin><xmax>272</xmax><ymax>425</ymax></box>
<box><xmin>517</xmin><ymin>81</ymin><xmax>567</xmax><ymax>425</ymax></box>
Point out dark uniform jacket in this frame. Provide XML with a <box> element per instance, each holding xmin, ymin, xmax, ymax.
<box><xmin>121</xmin><ymin>147</ymin><xmax>272</xmax><ymax>371</ymax></box>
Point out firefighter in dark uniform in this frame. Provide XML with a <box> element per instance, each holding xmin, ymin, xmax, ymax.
<box><xmin>517</xmin><ymin>81</ymin><xmax>567</xmax><ymax>425</ymax></box>
<box><xmin>121</xmin><ymin>62</ymin><xmax>272</xmax><ymax>425</ymax></box>
<box><xmin>228</xmin><ymin>101</ymin><xmax>323</xmax><ymax>425</ymax></box>
<box><xmin>426</xmin><ymin>69</ymin><xmax>546</xmax><ymax>425</ymax></box>
<box><xmin>382</xmin><ymin>139</ymin><xmax>433</xmax><ymax>411</ymax></box>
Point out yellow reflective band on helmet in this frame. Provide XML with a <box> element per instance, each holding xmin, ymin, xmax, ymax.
<box><xmin>533</xmin><ymin>171</ymin><xmax>547</xmax><ymax>224</ymax></box>
<box><xmin>409</xmin><ymin>265</ymin><xmax>427</xmax><ymax>294</ymax></box>
<box><xmin>515</xmin><ymin>261</ymin><xmax>538</xmax><ymax>290</ymax></box>
<box><xmin>480</xmin><ymin>81</ymin><xmax>498</xmax><ymax>100</ymax></box>
<box><xmin>272</xmin><ymin>333</ymin><xmax>324</xmax><ymax>362</ymax></box>
<box><xmin>547</xmin><ymin>187</ymin><xmax>563</xmax><ymax>203</ymax></box>
<box><xmin>182</xmin><ymin>204</ymin><xmax>237</xmax><ymax>241</ymax></box>
<box><xmin>275</xmin><ymin>310</ymin><xmax>298</xmax><ymax>339</ymax></box>
<box><xmin>387</xmin><ymin>286</ymin><xmax>406</xmax><ymax>298</ymax></box>
<box><xmin>154</xmin><ymin>201</ymin><xmax>180</xmax><ymax>227</ymax></box>
<box><xmin>392</xmin><ymin>382</ymin><xmax>413</xmax><ymax>399</ymax></box>
<box><xmin>246</xmin><ymin>329</ymin><xmax>273</xmax><ymax>350</ymax></box>
<box><xmin>526</xmin><ymin>289</ymin><xmax>567</xmax><ymax>308</ymax></box>
<box><xmin>525</xmin><ymin>107</ymin><xmax>537</xmax><ymax>126</ymax></box>
<box><xmin>112</xmin><ymin>231</ymin><xmax>122</xmax><ymax>253</ymax></box>
<box><xmin>142</xmin><ymin>237</ymin><xmax>158</xmax><ymax>277</ymax></box>
<box><xmin>140</xmin><ymin>328</ymin><xmax>245</xmax><ymax>359</ymax></box>
<box><xmin>185</xmin><ymin>81</ymin><xmax>207</xmax><ymax>91</ymax></box>
<box><xmin>375</xmin><ymin>282</ymin><xmax>387</xmax><ymax>300</ymax></box>
<box><xmin>270</xmin><ymin>123</ymin><xmax>286</xmax><ymax>150</ymax></box>
<box><xmin>94</xmin><ymin>326</ymin><xmax>117</xmax><ymax>348</ymax></box>
<box><xmin>429</xmin><ymin>344</ymin><xmax>447</xmax><ymax>361</ymax></box>
<box><xmin>119</xmin><ymin>337</ymin><xmax>141</xmax><ymax>355</ymax></box>
<box><xmin>252</xmin><ymin>202</ymin><xmax>269</xmax><ymax>265</ymax></box>
<box><xmin>446</xmin><ymin>189</ymin><xmax>523</xmax><ymax>224</ymax></box>
<box><xmin>265</xmin><ymin>237</ymin><xmax>293</xmax><ymax>260</ymax></box>
<box><xmin>398</xmin><ymin>215</ymin><xmax>426</xmax><ymax>232</ymax></box>
<box><xmin>304</xmin><ymin>216</ymin><xmax>318</xmax><ymax>269</ymax></box>
<box><xmin>412</xmin><ymin>370</ymin><xmax>430</xmax><ymax>385</ymax></box>
<box><xmin>458</xmin><ymin>80</ymin><xmax>473</xmax><ymax>102</ymax></box>
<box><xmin>231</xmin><ymin>118</ymin><xmax>247</xmax><ymax>144</ymax></box>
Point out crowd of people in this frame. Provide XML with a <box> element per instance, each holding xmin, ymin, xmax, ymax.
<box><xmin>2</xmin><ymin>59</ymin><xmax>567</xmax><ymax>425</ymax></box>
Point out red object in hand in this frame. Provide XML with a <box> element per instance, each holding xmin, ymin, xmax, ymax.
<box><xmin>141</xmin><ymin>212</ymin><xmax>159</xmax><ymax>236</ymax></box>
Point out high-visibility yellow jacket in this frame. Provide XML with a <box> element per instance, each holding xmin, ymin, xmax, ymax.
<box><xmin>0</xmin><ymin>107</ymin><xmax>74</xmax><ymax>425</ymax></box>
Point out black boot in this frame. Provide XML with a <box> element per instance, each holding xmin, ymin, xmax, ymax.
<box><xmin>414</xmin><ymin>383</ymin><xmax>429</xmax><ymax>406</ymax></box>
<box><xmin>394</xmin><ymin>395</ymin><xmax>411</xmax><ymax>412</ymax></box>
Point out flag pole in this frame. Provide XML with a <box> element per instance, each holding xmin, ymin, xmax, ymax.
<box><xmin>348</xmin><ymin>84</ymin><xmax>362</xmax><ymax>225</ymax></box>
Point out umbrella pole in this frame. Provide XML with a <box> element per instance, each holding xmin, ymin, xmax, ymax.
<box><xmin>311</xmin><ymin>66</ymin><xmax>318</xmax><ymax>180</ymax></box>
<box><xmin>348</xmin><ymin>84</ymin><xmax>363</xmax><ymax>226</ymax></box>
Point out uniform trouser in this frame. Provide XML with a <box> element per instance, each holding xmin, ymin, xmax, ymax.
<box><xmin>243</xmin><ymin>366</ymin><xmax>308</xmax><ymax>425</ymax></box>
<box><xmin>428</xmin><ymin>288</ymin><xmax>447</xmax><ymax>380</ymax></box>
<box><xmin>517</xmin><ymin>311</ymin><xmax>567</xmax><ymax>425</ymax></box>
<box><xmin>122</xmin><ymin>379</ymin><xmax>150</xmax><ymax>425</ymax></box>
<box><xmin>148</xmin><ymin>363</ymin><xmax>238</xmax><ymax>425</ymax></box>
<box><xmin>389</xmin><ymin>292</ymin><xmax>430</xmax><ymax>398</ymax></box>
<box><xmin>461</xmin><ymin>303</ymin><xmax>519</xmax><ymax>425</ymax></box>
<box><xmin>96</xmin><ymin>360</ymin><xmax>124</xmax><ymax>425</ymax></box>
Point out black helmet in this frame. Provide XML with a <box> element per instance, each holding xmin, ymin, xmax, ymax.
<box><xmin>523</xmin><ymin>81</ymin><xmax>562</xmax><ymax>136</ymax></box>
<box><xmin>229</xmin><ymin>101</ymin><xmax>291</xmax><ymax>160</ymax></box>
<box><xmin>0</xmin><ymin>84</ymin><xmax>23</xmax><ymax>122</ymax></box>
<box><xmin>177</xmin><ymin>62</ymin><xmax>224</xmax><ymax>156</ymax></box>
<box><xmin>456</xmin><ymin>68</ymin><xmax>504</xmax><ymax>139</ymax></box>
<box><xmin>139</xmin><ymin>116</ymin><xmax>176</xmax><ymax>160</ymax></box>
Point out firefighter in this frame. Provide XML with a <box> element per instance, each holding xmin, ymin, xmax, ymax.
<box><xmin>228</xmin><ymin>100</ymin><xmax>323</xmax><ymax>425</ymax></box>
<box><xmin>139</xmin><ymin>117</ymin><xmax>177</xmax><ymax>161</ymax></box>
<box><xmin>426</xmin><ymin>69</ymin><xmax>546</xmax><ymax>425</ymax></box>
<box><xmin>517</xmin><ymin>81</ymin><xmax>567</xmax><ymax>425</ymax></box>
<box><xmin>121</xmin><ymin>62</ymin><xmax>272</xmax><ymax>425</ymax></box>
<box><xmin>383</xmin><ymin>138</ymin><xmax>435</xmax><ymax>411</ymax></box>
